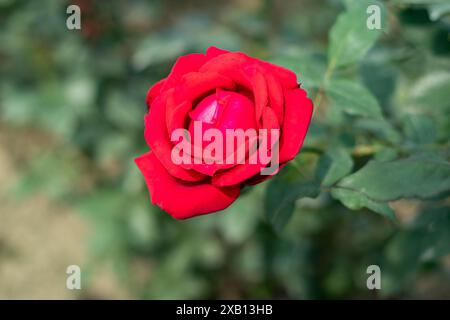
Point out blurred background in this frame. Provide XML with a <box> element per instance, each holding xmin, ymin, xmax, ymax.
<box><xmin>0</xmin><ymin>0</ymin><xmax>449</xmax><ymax>299</ymax></box>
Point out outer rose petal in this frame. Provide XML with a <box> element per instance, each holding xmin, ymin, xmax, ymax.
<box><xmin>145</xmin><ymin>95</ymin><xmax>205</xmax><ymax>182</ymax></box>
<box><xmin>199</xmin><ymin>52</ymin><xmax>251</xmax><ymax>87</ymax></box>
<box><xmin>175</xmin><ymin>71</ymin><xmax>236</xmax><ymax>103</ymax></box>
<box><xmin>146</xmin><ymin>78</ymin><xmax>166</xmax><ymax>107</ymax></box>
<box><xmin>161</xmin><ymin>53</ymin><xmax>208</xmax><ymax>92</ymax></box>
<box><xmin>166</xmin><ymin>99</ymin><xmax>192</xmax><ymax>137</ymax></box>
<box><xmin>206</xmin><ymin>46</ymin><xmax>230</xmax><ymax>59</ymax></box>
<box><xmin>135</xmin><ymin>151</ymin><xmax>240</xmax><ymax>219</ymax></box>
<box><xmin>279</xmin><ymin>88</ymin><xmax>314</xmax><ymax>163</ymax></box>
<box><xmin>262</xmin><ymin>61</ymin><xmax>299</xmax><ymax>89</ymax></box>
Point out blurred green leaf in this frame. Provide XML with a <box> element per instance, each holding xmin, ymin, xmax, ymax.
<box><xmin>105</xmin><ymin>92</ymin><xmax>143</xmax><ymax>129</ymax></box>
<box><xmin>374</xmin><ymin>147</ymin><xmax>399</xmax><ymax>161</ymax></box>
<box><xmin>410</xmin><ymin>72</ymin><xmax>450</xmax><ymax>111</ymax></box>
<box><xmin>265</xmin><ymin>178</ymin><xmax>320</xmax><ymax>232</ymax></box>
<box><xmin>132</xmin><ymin>35</ymin><xmax>187</xmax><ymax>71</ymax></box>
<box><xmin>326</xmin><ymin>79</ymin><xmax>383</xmax><ymax>118</ymax></box>
<box><xmin>428</xmin><ymin>3</ymin><xmax>450</xmax><ymax>20</ymax></box>
<box><xmin>404</xmin><ymin>71</ymin><xmax>450</xmax><ymax>141</ymax></box>
<box><xmin>354</xmin><ymin>118</ymin><xmax>402</xmax><ymax>144</ymax></box>
<box><xmin>316</xmin><ymin>147</ymin><xmax>354</xmax><ymax>186</ymax></box>
<box><xmin>359</xmin><ymin>60</ymin><xmax>397</xmax><ymax>108</ymax></box>
<box><xmin>382</xmin><ymin>205</ymin><xmax>450</xmax><ymax>294</ymax></box>
<box><xmin>402</xmin><ymin>113</ymin><xmax>437</xmax><ymax>145</ymax></box>
<box><xmin>11</xmin><ymin>150</ymin><xmax>84</xmax><ymax>199</ymax></box>
<box><xmin>410</xmin><ymin>206</ymin><xmax>450</xmax><ymax>258</ymax></box>
<box><xmin>328</xmin><ymin>0</ymin><xmax>387</xmax><ymax>69</ymax></box>
<box><xmin>77</xmin><ymin>189</ymin><xmax>131</xmax><ymax>258</ymax></box>
<box><xmin>215</xmin><ymin>187</ymin><xmax>261</xmax><ymax>244</ymax></box>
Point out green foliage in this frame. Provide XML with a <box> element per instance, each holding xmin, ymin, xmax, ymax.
<box><xmin>328</xmin><ymin>0</ymin><xmax>387</xmax><ymax>69</ymax></box>
<box><xmin>326</xmin><ymin>79</ymin><xmax>383</xmax><ymax>118</ymax></box>
<box><xmin>265</xmin><ymin>174</ymin><xmax>320</xmax><ymax>232</ymax></box>
<box><xmin>331</xmin><ymin>187</ymin><xmax>396</xmax><ymax>219</ymax></box>
<box><xmin>316</xmin><ymin>147</ymin><xmax>354</xmax><ymax>186</ymax></box>
<box><xmin>335</xmin><ymin>156</ymin><xmax>450</xmax><ymax>200</ymax></box>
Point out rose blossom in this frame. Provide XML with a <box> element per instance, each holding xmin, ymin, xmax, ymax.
<box><xmin>135</xmin><ymin>47</ymin><xmax>313</xmax><ymax>219</ymax></box>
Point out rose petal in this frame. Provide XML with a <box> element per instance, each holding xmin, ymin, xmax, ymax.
<box><xmin>161</xmin><ymin>53</ymin><xmax>208</xmax><ymax>92</ymax></box>
<box><xmin>261</xmin><ymin>106</ymin><xmax>280</xmax><ymax>131</ymax></box>
<box><xmin>242</xmin><ymin>66</ymin><xmax>268</xmax><ymax>123</ymax></box>
<box><xmin>145</xmin><ymin>95</ymin><xmax>205</xmax><ymax>182</ymax></box>
<box><xmin>166</xmin><ymin>100</ymin><xmax>192</xmax><ymax>137</ymax></box>
<box><xmin>146</xmin><ymin>78</ymin><xmax>166</xmax><ymax>107</ymax></box>
<box><xmin>206</xmin><ymin>46</ymin><xmax>230</xmax><ymax>59</ymax></box>
<box><xmin>199</xmin><ymin>52</ymin><xmax>251</xmax><ymax>87</ymax></box>
<box><xmin>264</xmin><ymin>71</ymin><xmax>284</xmax><ymax>124</ymax></box>
<box><xmin>211</xmin><ymin>122</ymin><xmax>281</xmax><ymax>187</ymax></box>
<box><xmin>175</xmin><ymin>71</ymin><xmax>236</xmax><ymax>103</ymax></box>
<box><xmin>135</xmin><ymin>151</ymin><xmax>240</xmax><ymax>219</ymax></box>
<box><xmin>185</xmin><ymin>89</ymin><xmax>257</xmax><ymax>176</ymax></box>
<box><xmin>262</xmin><ymin>61</ymin><xmax>299</xmax><ymax>89</ymax></box>
<box><xmin>201</xmin><ymin>51</ymin><xmax>298</xmax><ymax>90</ymax></box>
<box><xmin>279</xmin><ymin>88</ymin><xmax>313</xmax><ymax>163</ymax></box>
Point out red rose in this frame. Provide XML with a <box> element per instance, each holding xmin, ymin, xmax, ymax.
<box><xmin>135</xmin><ymin>46</ymin><xmax>313</xmax><ymax>219</ymax></box>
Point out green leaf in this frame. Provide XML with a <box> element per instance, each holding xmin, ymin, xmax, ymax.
<box><xmin>405</xmin><ymin>72</ymin><xmax>450</xmax><ymax>141</ymax></box>
<box><xmin>328</xmin><ymin>0</ymin><xmax>387</xmax><ymax>69</ymax></box>
<box><xmin>336</xmin><ymin>156</ymin><xmax>450</xmax><ymax>202</ymax></box>
<box><xmin>331</xmin><ymin>187</ymin><xmax>396</xmax><ymax>219</ymax></box>
<box><xmin>105</xmin><ymin>92</ymin><xmax>142</xmax><ymax>129</ymax></box>
<box><xmin>411</xmin><ymin>206</ymin><xmax>450</xmax><ymax>259</ymax></box>
<box><xmin>383</xmin><ymin>206</ymin><xmax>450</xmax><ymax>292</ymax></box>
<box><xmin>216</xmin><ymin>187</ymin><xmax>260</xmax><ymax>244</ymax></box>
<box><xmin>374</xmin><ymin>147</ymin><xmax>399</xmax><ymax>161</ymax></box>
<box><xmin>428</xmin><ymin>3</ymin><xmax>450</xmax><ymax>21</ymax></box>
<box><xmin>316</xmin><ymin>147</ymin><xmax>354</xmax><ymax>186</ymax></box>
<box><xmin>410</xmin><ymin>72</ymin><xmax>450</xmax><ymax>112</ymax></box>
<box><xmin>265</xmin><ymin>179</ymin><xmax>320</xmax><ymax>232</ymax></box>
<box><xmin>132</xmin><ymin>35</ymin><xmax>187</xmax><ymax>71</ymax></box>
<box><xmin>326</xmin><ymin>79</ymin><xmax>383</xmax><ymax>118</ymax></box>
<box><xmin>402</xmin><ymin>113</ymin><xmax>437</xmax><ymax>145</ymax></box>
<box><xmin>354</xmin><ymin>118</ymin><xmax>402</xmax><ymax>144</ymax></box>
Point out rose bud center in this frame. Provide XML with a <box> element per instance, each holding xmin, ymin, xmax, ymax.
<box><xmin>186</xmin><ymin>89</ymin><xmax>257</xmax><ymax>170</ymax></box>
<box><xmin>188</xmin><ymin>89</ymin><xmax>256</xmax><ymax>135</ymax></box>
